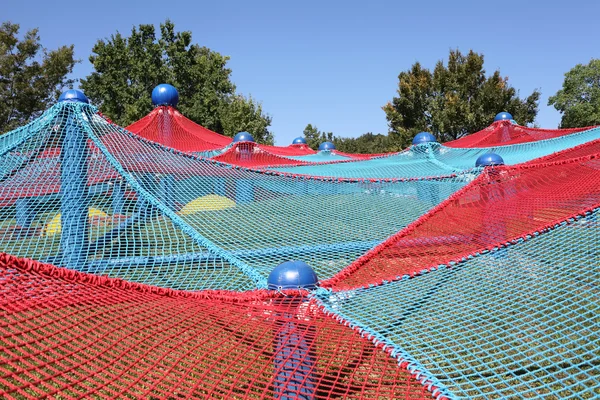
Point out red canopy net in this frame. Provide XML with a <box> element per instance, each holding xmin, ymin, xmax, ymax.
<box><xmin>445</xmin><ymin>120</ymin><xmax>594</xmax><ymax>148</ymax></box>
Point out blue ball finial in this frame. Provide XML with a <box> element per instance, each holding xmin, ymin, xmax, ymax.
<box><xmin>233</xmin><ymin>131</ymin><xmax>255</xmax><ymax>143</ymax></box>
<box><xmin>476</xmin><ymin>153</ymin><xmax>505</xmax><ymax>167</ymax></box>
<box><xmin>412</xmin><ymin>132</ymin><xmax>437</xmax><ymax>145</ymax></box>
<box><xmin>494</xmin><ymin>112</ymin><xmax>513</xmax><ymax>122</ymax></box>
<box><xmin>292</xmin><ymin>136</ymin><xmax>307</xmax><ymax>145</ymax></box>
<box><xmin>318</xmin><ymin>141</ymin><xmax>335</xmax><ymax>151</ymax></box>
<box><xmin>151</xmin><ymin>84</ymin><xmax>179</xmax><ymax>107</ymax></box>
<box><xmin>267</xmin><ymin>261</ymin><xmax>319</xmax><ymax>290</ymax></box>
<box><xmin>59</xmin><ymin>89</ymin><xmax>89</xmax><ymax>104</ymax></box>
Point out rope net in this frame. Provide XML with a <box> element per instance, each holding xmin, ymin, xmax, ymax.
<box><xmin>0</xmin><ymin>253</ymin><xmax>434</xmax><ymax>400</ymax></box>
<box><xmin>445</xmin><ymin>119</ymin><xmax>595</xmax><ymax>148</ymax></box>
<box><xmin>0</xmin><ymin>101</ymin><xmax>468</xmax><ymax>291</ymax></box>
<box><xmin>325</xmin><ymin>152</ymin><xmax>600</xmax><ymax>290</ymax></box>
<box><xmin>126</xmin><ymin>106</ymin><xmax>232</xmax><ymax>153</ymax></box>
<box><xmin>320</xmin><ymin>206</ymin><xmax>599</xmax><ymax>399</ymax></box>
<box><xmin>272</xmin><ymin>128</ymin><xmax>600</xmax><ymax>179</ymax></box>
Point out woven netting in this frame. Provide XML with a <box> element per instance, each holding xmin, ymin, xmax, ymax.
<box><xmin>445</xmin><ymin>120</ymin><xmax>595</xmax><ymax>148</ymax></box>
<box><xmin>126</xmin><ymin>106</ymin><xmax>232</xmax><ymax>153</ymax></box>
<box><xmin>324</xmin><ymin>152</ymin><xmax>600</xmax><ymax>289</ymax></box>
<box><xmin>319</xmin><ymin>206</ymin><xmax>599</xmax><ymax>399</ymax></box>
<box><xmin>272</xmin><ymin>128</ymin><xmax>600</xmax><ymax>179</ymax></box>
<box><xmin>211</xmin><ymin>143</ymin><xmax>315</xmax><ymax>168</ymax></box>
<box><xmin>0</xmin><ymin>101</ymin><xmax>469</xmax><ymax>291</ymax></box>
<box><xmin>0</xmin><ymin>253</ymin><xmax>436</xmax><ymax>400</ymax></box>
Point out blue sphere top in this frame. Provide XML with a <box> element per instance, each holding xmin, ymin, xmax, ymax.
<box><xmin>318</xmin><ymin>141</ymin><xmax>335</xmax><ymax>151</ymax></box>
<box><xmin>412</xmin><ymin>132</ymin><xmax>437</xmax><ymax>145</ymax></box>
<box><xmin>267</xmin><ymin>261</ymin><xmax>319</xmax><ymax>290</ymax></box>
<box><xmin>233</xmin><ymin>131</ymin><xmax>255</xmax><ymax>143</ymax></box>
<box><xmin>494</xmin><ymin>112</ymin><xmax>513</xmax><ymax>122</ymax></box>
<box><xmin>476</xmin><ymin>153</ymin><xmax>505</xmax><ymax>167</ymax></box>
<box><xmin>152</xmin><ymin>84</ymin><xmax>179</xmax><ymax>107</ymax></box>
<box><xmin>292</xmin><ymin>136</ymin><xmax>307</xmax><ymax>145</ymax></box>
<box><xmin>59</xmin><ymin>89</ymin><xmax>89</xmax><ymax>104</ymax></box>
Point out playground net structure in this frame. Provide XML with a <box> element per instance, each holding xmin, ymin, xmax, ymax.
<box><xmin>0</xmin><ymin>101</ymin><xmax>468</xmax><ymax>292</ymax></box>
<box><xmin>1</xmin><ymin>99</ymin><xmax>599</xmax><ymax>399</ymax></box>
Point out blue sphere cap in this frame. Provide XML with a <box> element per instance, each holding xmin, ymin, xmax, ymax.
<box><xmin>318</xmin><ymin>141</ymin><xmax>335</xmax><ymax>151</ymax></box>
<box><xmin>268</xmin><ymin>261</ymin><xmax>319</xmax><ymax>290</ymax></box>
<box><xmin>151</xmin><ymin>84</ymin><xmax>179</xmax><ymax>107</ymax></box>
<box><xmin>59</xmin><ymin>89</ymin><xmax>89</xmax><ymax>104</ymax></box>
<box><xmin>292</xmin><ymin>136</ymin><xmax>307</xmax><ymax>145</ymax></box>
<box><xmin>494</xmin><ymin>112</ymin><xmax>513</xmax><ymax>122</ymax></box>
<box><xmin>233</xmin><ymin>131</ymin><xmax>255</xmax><ymax>143</ymax></box>
<box><xmin>412</xmin><ymin>132</ymin><xmax>437</xmax><ymax>145</ymax></box>
<box><xmin>476</xmin><ymin>153</ymin><xmax>505</xmax><ymax>167</ymax></box>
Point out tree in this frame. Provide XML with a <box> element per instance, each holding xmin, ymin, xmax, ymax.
<box><xmin>303</xmin><ymin>124</ymin><xmax>334</xmax><ymax>150</ymax></box>
<box><xmin>0</xmin><ymin>21</ymin><xmax>77</xmax><ymax>133</ymax></box>
<box><xmin>383</xmin><ymin>49</ymin><xmax>540</xmax><ymax>147</ymax></box>
<box><xmin>548</xmin><ymin>59</ymin><xmax>600</xmax><ymax>128</ymax></box>
<box><xmin>333</xmin><ymin>133</ymin><xmax>391</xmax><ymax>154</ymax></box>
<box><xmin>81</xmin><ymin>20</ymin><xmax>273</xmax><ymax>143</ymax></box>
<box><xmin>220</xmin><ymin>95</ymin><xmax>273</xmax><ymax>144</ymax></box>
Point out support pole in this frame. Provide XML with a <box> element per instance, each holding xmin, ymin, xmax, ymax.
<box><xmin>60</xmin><ymin>112</ymin><xmax>89</xmax><ymax>269</ymax></box>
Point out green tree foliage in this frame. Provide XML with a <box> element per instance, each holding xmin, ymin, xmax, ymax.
<box><xmin>303</xmin><ymin>123</ymin><xmax>334</xmax><ymax>150</ymax></box>
<box><xmin>548</xmin><ymin>59</ymin><xmax>600</xmax><ymax>128</ymax></box>
<box><xmin>220</xmin><ymin>95</ymin><xmax>273</xmax><ymax>144</ymax></box>
<box><xmin>0</xmin><ymin>21</ymin><xmax>77</xmax><ymax>133</ymax></box>
<box><xmin>383</xmin><ymin>49</ymin><xmax>540</xmax><ymax>146</ymax></box>
<box><xmin>333</xmin><ymin>133</ymin><xmax>392</xmax><ymax>154</ymax></box>
<box><xmin>81</xmin><ymin>20</ymin><xmax>273</xmax><ymax>143</ymax></box>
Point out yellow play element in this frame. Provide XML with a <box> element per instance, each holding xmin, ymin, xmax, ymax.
<box><xmin>178</xmin><ymin>195</ymin><xmax>236</xmax><ymax>215</ymax></box>
<box><xmin>45</xmin><ymin>208</ymin><xmax>109</xmax><ymax>236</ymax></box>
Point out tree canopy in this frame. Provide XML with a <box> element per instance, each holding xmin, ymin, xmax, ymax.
<box><xmin>383</xmin><ymin>49</ymin><xmax>540</xmax><ymax>147</ymax></box>
<box><xmin>548</xmin><ymin>58</ymin><xmax>600</xmax><ymax>128</ymax></box>
<box><xmin>303</xmin><ymin>124</ymin><xmax>334</xmax><ymax>150</ymax></box>
<box><xmin>0</xmin><ymin>21</ymin><xmax>77</xmax><ymax>133</ymax></box>
<box><xmin>80</xmin><ymin>20</ymin><xmax>273</xmax><ymax>143</ymax></box>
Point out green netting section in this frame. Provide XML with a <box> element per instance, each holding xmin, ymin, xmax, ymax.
<box><xmin>0</xmin><ymin>101</ymin><xmax>470</xmax><ymax>291</ymax></box>
<box><xmin>285</xmin><ymin>151</ymin><xmax>353</xmax><ymax>162</ymax></box>
<box><xmin>274</xmin><ymin>128</ymin><xmax>600</xmax><ymax>179</ymax></box>
<box><xmin>318</xmin><ymin>210</ymin><xmax>600</xmax><ymax>399</ymax></box>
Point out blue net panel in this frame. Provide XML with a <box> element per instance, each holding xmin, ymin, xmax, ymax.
<box><xmin>0</xmin><ymin>102</ymin><xmax>470</xmax><ymax>291</ymax></box>
<box><xmin>317</xmin><ymin>209</ymin><xmax>600</xmax><ymax>399</ymax></box>
<box><xmin>273</xmin><ymin>128</ymin><xmax>600</xmax><ymax>179</ymax></box>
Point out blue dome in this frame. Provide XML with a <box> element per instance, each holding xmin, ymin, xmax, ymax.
<box><xmin>267</xmin><ymin>261</ymin><xmax>318</xmax><ymax>290</ymax></box>
<box><xmin>292</xmin><ymin>136</ymin><xmax>307</xmax><ymax>145</ymax></box>
<box><xmin>151</xmin><ymin>84</ymin><xmax>179</xmax><ymax>107</ymax></box>
<box><xmin>318</xmin><ymin>141</ymin><xmax>335</xmax><ymax>151</ymax></box>
<box><xmin>59</xmin><ymin>89</ymin><xmax>89</xmax><ymax>104</ymax></box>
<box><xmin>475</xmin><ymin>153</ymin><xmax>505</xmax><ymax>167</ymax></box>
<box><xmin>494</xmin><ymin>112</ymin><xmax>513</xmax><ymax>122</ymax></box>
<box><xmin>412</xmin><ymin>132</ymin><xmax>437</xmax><ymax>145</ymax></box>
<box><xmin>233</xmin><ymin>131</ymin><xmax>255</xmax><ymax>143</ymax></box>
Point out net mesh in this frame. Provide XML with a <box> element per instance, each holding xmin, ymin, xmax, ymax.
<box><xmin>0</xmin><ymin>101</ymin><xmax>468</xmax><ymax>291</ymax></box>
<box><xmin>126</xmin><ymin>106</ymin><xmax>232</xmax><ymax>153</ymax></box>
<box><xmin>272</xmin><ymin>128</ymin><xmax>600</xmax><ymax>179</ymax></box>
<box><xmin>2</xmin><ymin>100</ymin><xmax>600</xmax><ymax>399</ymax></box>
<box><xmin>445</xmin><ymin>120</ymin><xmax>595</xmax><ymax>148</ymax></box>
<box><xmin>0</xmin><ymin>254</ymin><xmax>434</xmax><ymax>399</ymax></box>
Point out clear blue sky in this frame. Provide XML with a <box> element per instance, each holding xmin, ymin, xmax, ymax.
<box><xmin>4</xmin><ymin>0</ymin><xmax>599</xmax><ymax>144</ymax></box>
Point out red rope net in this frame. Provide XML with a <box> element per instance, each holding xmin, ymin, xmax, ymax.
<box><xmin>445</xmin><ymin>120</ymin><xmax>594</xmax><ymax>148</ymax></box>
<box><xmin>211</xmin><ymin>143</ymin><xmax>313</xmax><ymax>168</ymax></box>
<box><xmin>126</xmin><ymin>106</ymin><xmax>232</xmax><ymax>153</ymax></box>
<box><xmin>0</xmin><ymin>253</ymin><xmax>434</xmax><ymax>399</ymax></box>
<box><xmin>324</xmin><ymin>152</ymin><xmax>600</xmax><ymax>290</ymax></box>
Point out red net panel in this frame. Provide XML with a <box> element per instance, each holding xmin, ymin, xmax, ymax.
<box><xmin>0</xmin><ymin>254</ymin><xmax>434</xmax><ymax>399</ymax></box>
<box><xmin>261</xmin><ymin>144</ymin><xmax>317</xmax><ymax>157</ymax></box>
<box><xmin>324</xmin><ymin>153</ymin><xmax>600</xmax><ymax>290</ymax></box>
<box><xmin>527</xmin><ymin>137</ymin><xmax>600</xmax><ymax>164</ymax></box>
<box><xmin>445</xmin><ymin>120</ymin><xmax>594</xmax><ymax>148</ymax></box>
<box><xmin>126</xmin><ymin>106</ymin><xmax>232</xmax><ymax>152</ymax></box>
<box><xmin>211</xmin><ymin>143</ymin><xmax>313</xmax><ymax>168</ymax></box>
